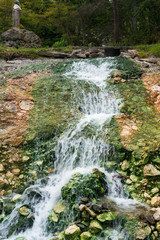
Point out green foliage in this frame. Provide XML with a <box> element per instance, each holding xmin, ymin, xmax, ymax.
<box><xmin>61</xmin><ymin>170</ymin><xmax>107</xmax><ymax>206</ymax></box>
<box><xmin>136</xmin><ymin>43</ymin><xmax>160</xmax><ymax>57</ymax></box>
<box><xmin>114</xmin><ymin>57</ymin><xmax>142</xmax><ymax>79</ymax></box>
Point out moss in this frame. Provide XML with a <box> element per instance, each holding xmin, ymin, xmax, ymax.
<box><xmin>112</xmin><ymin>57</ymin><xmax>142</xmax><ymax>79</ymax></box>
<box><xmin>61</xmin><ymin>171</ymin><xmax>107</xmax><ymax>206</ymax></box>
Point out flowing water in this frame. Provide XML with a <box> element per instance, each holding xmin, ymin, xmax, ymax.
<box><xmin>0</xmin><ymin>58</ymin><xmax>145</xmax><ymax>240</ymax></box>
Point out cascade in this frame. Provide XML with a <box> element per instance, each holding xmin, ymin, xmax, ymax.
<box><xmin>0</xmin><ymin>58</ymin><xmax>145</xmax><ymax>240</ymax></box>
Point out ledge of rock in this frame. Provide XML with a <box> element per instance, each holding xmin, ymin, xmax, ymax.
<box><xmin>1</xmin><ymin>28</ymin><xmax>41</xmax><ymax>48</ymax></box>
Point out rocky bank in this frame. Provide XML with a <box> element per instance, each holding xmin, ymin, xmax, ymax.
<box><xmin>0</xmin><ymin>50</ymin><xmax>160</xmax><ymax>239</ymax></box>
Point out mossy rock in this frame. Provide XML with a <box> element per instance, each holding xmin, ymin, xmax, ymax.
<box><xmin>65</xmin><ymin>224</ymin><xmax>81</xmax><ymax>240</ymax></box>
<box><xmin>80</xmin><ymin>231</ymin><xmax>92</xmax><ymax>240</ymax></box>
<box><xmin>54</xmin><ymin>201</ymin><xmax>66</xmax><ymax>214</ymax></box>
<box><xmin>18</xmin><ymin>206</ymin><xmax>30</xmax><ymax>217</ymax></box>
<box><xmin>61</xmin><ymin>170</ymin><xmax>107</xmax><ymax>206</ymax></box>
<box><xmin>97</xmin><ymin>212</ymin><xmax>116</xmax><ymax>222</ymax></box>
<box><xmin>89</xmin><ymin>220</ymin><xmax>103</xmax><ymax>234</ymax></box>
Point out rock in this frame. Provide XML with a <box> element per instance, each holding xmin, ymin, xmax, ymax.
<box><xmin>153</xmin><ymin>208</ymin><xmax>160</xmax><ymax>221</ymax></box>
<box><xmin>79</xmin><ymin>204</ymin><xmax>86</xmax><ymax>212</ymax></box>
<box><xmin>65</xmin><ymin>224</ymin><xmax>81</xmax><ymax>240</ymax></box>
<box><xmin>113</xmin><ymin>70</ymin><xmax>122</xmax><ymax>78</ymax></box>
<box><xmin>128</xmin><ymin>50</ymin><xmax>139</xmax><ymax>58</ymax></box>
<box><xmin>156</xmin><ymin>222</ymin><xmax>160</xmax><ymax>232</ymax></box>
<box><xmin>0</xmin><ymin>164</ymin><xmax>4</xmax><ymax>172</ymax></box>
<box><xmin>22</xmin><ymin>156</ymin><xmax>30</xmax><ymax>162</ymax></box>
<box><xmin>11</xmin><ymin>194</ymin><xmax>22</xmax><ymax>202</ymax></box>
<box><xmin>144</xmin><ymin>192</ymin><xmax>151</xmax><ymax>199</ymax></box>
<box><xmin>151</xmin><ymin>197</ymin><xmax>160</xmax><ymax>207</ymax></box>
<box><xmin>80</xmin><ymin>231</ymin><xmax>92</xmax><ymax>240</ymax></box>
<box><xmin>14</xmin><ymin>237</ymin><xmax>26</xmax><ymax>240</ymax></box>
<box><xmin>97</xmin><ymin>212</ymin><xmax>116</xmax><ymax>222</ymax></box>
<box><xmin>151</xmin><ymin>188</ymin><xmax>159</xmax><ymax>195</ymax></box>
<box><xmin>91</xmin><ymin>204</ymin><xmax>102</xmax><ymax>213</ymax></box>
<box><xmin>6</xmin><ymin>171</ymin><xmax>14</xmax><ymax>179</ymax></box>
<box><xmin>54</xmin><ymin>201</ymin><xmax>66</xmax><ymax>214</ymax></box>
<box><xmin>38</xmin><ymin>51</ymin><xmax>69</xmax><ymax>58</ymax></box>
<box><xmin>18</xmin><ymin>206</ymin><xmax>30</xmax><ymax>216</ymax></box>
<box><xmin>12</xmin><ymin>168</ymin><xmax>20</xmax><ymax>175</ymax></box>
<box><xmin>19</xmin><ymin>100</ymin><xmax>33</xmax><ymax>111</ymax></box>
<box><xmin>136</xmin><ymin>226</ymin><xmax>151</xmax><ymax>239</ymax></box>
<box><xmin>89</xmin><ymin>220</ymin><xmax>103</xmax><ymax>234</ymax></box>
<box><xmin>121</xmin><ymin>160</ymin><xmax>130</xmax><ymax>171</ymax></box>
<box><xmin>81</xmin><ymin>197</ymin><xmax>89</xmax><ymax>203</ymax></box>
<box><xmin>144</xmin><ymin>164</ymin><xmax>160</xmax><ymax>177</ymax></box>
<box><xmin>50</xmin><ymin>212</ymin><xmax>58</xmax><ymax>223</ymax></box>
<box><xmin>130</xmin><ymin>175</ymin><xmax>138</xmax><ymax>183</ymax></box>
<box><xmin>0</xmin><ymin>177</ymin><xmax>6</xmax><ymax>188</ymax></box>
<box><xmin>85</xmin><ymin>207</ymin><xmax>96</xmax><ymax>218</ymax></box>
<box><xmin>1</xmin><ymin>28</ymin><xmax>41</xmax><ymax>47</ymax></box>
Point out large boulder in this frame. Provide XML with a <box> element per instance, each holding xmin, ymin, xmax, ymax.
<box><xmin>1</xmin><ymin>28</ymin><xmax>41</xmax><ymax>47</ymax></box>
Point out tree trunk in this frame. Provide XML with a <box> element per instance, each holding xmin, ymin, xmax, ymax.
<box><xmin>113</xmin><ymin>0</ymin><xmax>119</xmax><ymax>43</ymax></box>
<box><xmin>133</xmin><ymin>1</ymin><xmax>137</xmax><ymax>35</ymax></box>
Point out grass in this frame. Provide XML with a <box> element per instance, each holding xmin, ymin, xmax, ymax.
<box><xmin>136</xmin><ymin>43</ymin><xmax>160</xmax><ymax>57</ymax></box>
<box><xmin>0</xmin><ymin>43</ymin><xmax>73</xmax><ymax>60</ymax></box>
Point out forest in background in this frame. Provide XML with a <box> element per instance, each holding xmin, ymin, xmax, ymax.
<box><xmin>0</xmin><ymin>0</ymin><xmax>160</xmax><ymax>47</ymax></box>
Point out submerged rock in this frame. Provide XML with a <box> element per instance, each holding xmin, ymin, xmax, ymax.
<box><xmin>18</xmin><ymin>206</ymin><xmax>30</xmax><ymax>216</ymax></box>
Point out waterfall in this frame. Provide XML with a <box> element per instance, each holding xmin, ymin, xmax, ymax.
<box><xmin>0</xmin><ymin>58</ymin><xmax>142</xmax><ymax>240</ymax></box>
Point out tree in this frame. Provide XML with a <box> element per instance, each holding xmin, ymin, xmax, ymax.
<box><xmin>113</xmin><ymin>0</ymin><xmax>119</xmax><ymax>43</ymax></box>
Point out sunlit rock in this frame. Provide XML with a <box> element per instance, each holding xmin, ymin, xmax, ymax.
<box><xmin>80</xmin><ymin>231</ymin><xmax>92</xmax><ymax>240</ymax></box>
<box><xmin>97</xmin><ymin>211</ymin><xmax>116</xmax><ymax>222</ymax></box>
<box><xmin>89</xmin><ymin>220</ymin><xmax>103</xmax><ymax>233</ymax></box>
<box><xmin>65</xmin><ymin>224</ymin><xmax>81</xmax><ymax>240</ymax></box>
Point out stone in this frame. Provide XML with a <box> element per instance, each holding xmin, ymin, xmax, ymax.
<box><xmin>151</xmin><ymin>188</ymin><xmax>159</xmax><ymax>195</ymax></box>
<box><xmin>12</xmin><ymin>168</ymin><xmax>20</xmax><ymax>175</ymax></box>
<box><xmin>22</xmin><ymin>156</ymin><xmax>29</xmax><ymax>162</ymax></box>
<box><xmin>19</xmin><ymin>100</ymin><xmax>33</xmax><ymax>111</ymax></box>
<box><xmin>85</xmin><ymin>207</ymin><xmax>96</xmax><ymax>218</ymax></box>
<box><xmin>38</xmin><ymin>51</ymin><xmax>69</xmax><ymax>58</ymax></box>
<box><xmin>54</xmin><ymin>201</ymin><xmax>66</xmax><ymax>214</ymax></box>
<box><xmin>89</xmin><ymin>220</ymin><xmax>103</xmax><ymax>234</ymax></box>
<box><xmin>6</xmin><ymin>171</ymin><xmax>14</xmax><ymax>179</ymax></box>
<box><xmin>151</xmin><ymin>197</ymin><xmax>160</xmax><ymax>207</ymax></box>
<box><xmin>144</xmin><ymin>192</ymin><xmax>151</xmax><ymax>199</ymax></box>
<box><xmin>130</xmin><ymin>175</ymin><xmax>138</xmax><ymax>183</ymax></box>
<box><xmin>128</xmin><ymin>50</ymin><xmax>139</xmax><ymax>58</ymax></box>
<box><xmin>144</xmin><ymin>164</ymin><xmax>160</xmax><ymax>177</ymax></box>
<box><xmin>121</xmin><ymin>160</ymin><xmax>130</xmax><ymax>171</ymax></box>
<box><xmin>97</xmin><ymin>212</ymin><xmax>116</xmax><ymax>222</ymax></box>
<box><xmin>65</xmin><ymin>225</ymin><xmax>81</xmax><ymax>240</ymax></box>
<box><xmin>113</xmin><ymin>70</ymin><xmax>122</xmax><ymax>78</ymax></box>
<box><xmin>0</xmin><ymin>164</ymin><xmax>4</xmax><ymax>172</ymax></box>
<box><xmin>80</xmin><ymin>231</ymin><xmax>92</xmax><ymax>240</ymax></box>
<box><xmin>136</xmin><ymin>226</ymin><xmax>151</xmax><ymax>239</ymax></box>
<box><xmin>153</xmin><ymin>208</ymin><xmax>160</xmax><ymax>221</ymax></box>
<box><xmin>11</xmin><ymin>194</ymin><xmax>22</xmax><ymax>202</ymax></box>
<box><xmin>156</xmin><ymin>222</ymin><xmax>160</xmax><ymax>232</ymax></box>
<box><xmin>50</xmin><ymin>212</ymin><xmax>58</xmax><ymax>223</ymax></box>
<box><xmin>79</xmin><ymin>204</ymin><xmax>86</xmax><ymax>212</ymax></box>
<box><xmin>18</xmin><ymin>206</ymin><xmax>30</xmax><ymax>216</ymax></box>
<box><xmin>0</xmin><ymin>178</ymin><xmax>5</xmax><ymax>188</ymax></box>
<box><xmin>1</xmin><ymin>28</ymin><xmax>41</xmax><ymax>47</ymax></box>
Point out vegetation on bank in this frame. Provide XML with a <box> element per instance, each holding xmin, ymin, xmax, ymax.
<box><xmin>0</xmin><ymin>0</ymin><xmax>160</xmax><ymax>46</ymax></box>
<box><xmin>136</xmin><ymin>44</ymin><xmax>160</xmax><ymax>58</ymax></box>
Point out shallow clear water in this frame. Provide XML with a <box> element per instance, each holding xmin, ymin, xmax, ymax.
<box><xmin>0</xmin><ymin>58</ymin><xmax>143</xmax><ymax>240</ymax></box>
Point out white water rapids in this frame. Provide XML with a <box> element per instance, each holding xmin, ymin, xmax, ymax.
<box><xmin>0</xmin><ymin>58</ymin><xmax>143</xmax><ymax>240</ymax></box>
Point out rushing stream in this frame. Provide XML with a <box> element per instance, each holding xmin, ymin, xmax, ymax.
<box><xmin>0</xmin><ymin>58</ymin><xmax>146</xmax><ymax>240</ymax></box>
